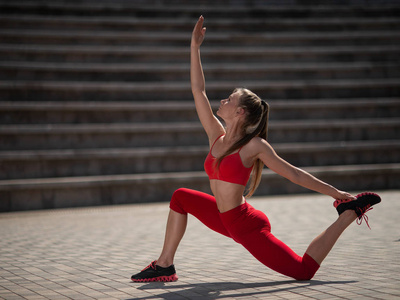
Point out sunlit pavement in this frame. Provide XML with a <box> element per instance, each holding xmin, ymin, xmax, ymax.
<box><xmin>1</xmin><ymin>190</ymin><xmax>399</xmax><ymax>299</ymax></box>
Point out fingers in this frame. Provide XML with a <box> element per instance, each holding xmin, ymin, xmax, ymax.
<box><xmin>334</xmin><ymin>190</ymin><xmax>356</xmax><ymax>200</ymax></box>
<box><xmin>194</xmin><ymin>15</ymin><xmax>205</xmax><ymax>33</ymax></box>
<box><xmin>191</xmin><ymin>16</ymin><xmax>206</xmax><ymax>47</ymax></box>
<box><xmin>342</xmin><ymin>192</ymin><xmax>356</xmax><ymax>200</ymax></box>
<box><xmin>198</xmin><ymin>15</ymin><xmax>204</xmax><ymax>27</ymax></box>
<box><xmin>345</xmin><ymin>192</ymin><xmax>356</xmax><ymax>200</ymax></box>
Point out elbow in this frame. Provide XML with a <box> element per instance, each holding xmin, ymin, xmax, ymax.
<box><xmin>190</xmin><ymin>79</ymin><xmax>204</xmax><ymax>93</ymax></box>
<box><xmin>289</xmin><ymin>167</ymin><xmax>303</xmax><ymax>185</ymax></box>
<box><xmin>192</xmin><ymin>89</ymin><xmax>206</xmax><ymax>98</ymax></box>
<box><xmin>191</xmin><ymin>87</ymin><xmax>200</xmax><ymax>94</ymax></box>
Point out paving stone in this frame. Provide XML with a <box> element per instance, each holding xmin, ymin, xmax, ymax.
<box><xmin>0</xmin><ymin>190</ymin><xmax>399</xmax><ymax>299</ymax></box>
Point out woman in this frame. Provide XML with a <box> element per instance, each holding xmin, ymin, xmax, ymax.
<box><xmin>131</xmin><ymin>16</ymin><xmax>381</xmax><ymax>282</ymax></box>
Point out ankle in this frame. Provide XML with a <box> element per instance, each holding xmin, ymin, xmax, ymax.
<box><xmin>336</xmin><ymin>212</ymin><xmax>357</xmax><ymax>232</ymax></box>
<box><xmin>338</xmin><ymin>209</ymin><xmax>357</xmax><ymax>224</ymax></box>
<box><xmin>341</xmin><ymin>209</ymin><xmax>357</xmax><ymax>219</ymax></box>
<box><xmin>156</xmin><ymin>257</ymin><xmax>173</xmax><ymax>268</ymax></box>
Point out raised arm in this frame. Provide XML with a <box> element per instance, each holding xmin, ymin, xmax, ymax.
<box><xmin>252</xmin><ymin>138</ymin><xmax>356</xmax><ymax>200</ymax></box>
<box><xmin>191</xmin><ymin>16</ymin><xmax>224</xmax><ymax>142</ymax></box>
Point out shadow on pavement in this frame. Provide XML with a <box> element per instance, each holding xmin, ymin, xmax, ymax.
<box><xmin>129</xmin><ymin>279</ymin><xmax>357</xmax><ymax>299</ymax></box>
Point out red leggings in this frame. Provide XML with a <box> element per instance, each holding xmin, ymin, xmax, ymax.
<box><xmin>170</xmin><ymin>188</ymin><xmax>320</xmax><ymax>281</ymax></box>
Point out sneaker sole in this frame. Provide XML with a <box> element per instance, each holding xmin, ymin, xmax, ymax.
<box><xmin>333</xmin><ymin>198</ymin><xmax>354</xmax><ymax>208</ymax></box>
<box><xmin>333</xmin><ymin>191</ymin><xmax>381</xmax><ymax>208</ymax></box>
<box><xmin>131</xmin><ymin>274</ymin><xmax>178</xmax><ymax>283</ymax></box>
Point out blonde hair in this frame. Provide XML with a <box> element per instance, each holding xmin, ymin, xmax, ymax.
<box><xmin>217</xmin><ymin>88</ymin><xmax>269</xmax><ymax>197</ymax></box>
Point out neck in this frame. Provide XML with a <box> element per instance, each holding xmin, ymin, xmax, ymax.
<box><xmin>224</xmin><ymin>121</ymin><xmax>244</xmax><ymax>144</ymax></box>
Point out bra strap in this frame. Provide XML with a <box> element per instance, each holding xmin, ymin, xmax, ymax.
<box><xmin>210</xmin><ymin>134</ymin><xmax>225</xmax><ymax>150</ymax></box>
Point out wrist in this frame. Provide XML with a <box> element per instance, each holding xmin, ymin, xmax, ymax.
<box><xmin>329</xmin><ymin>187</ymin><xmax>341</xmax><ymax>199</ymax></box>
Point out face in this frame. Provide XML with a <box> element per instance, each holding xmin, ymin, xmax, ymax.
<box><xmin>217</xmin><ymin>92</ymin><xmax>242</xmax><ymax>120</ymax></box>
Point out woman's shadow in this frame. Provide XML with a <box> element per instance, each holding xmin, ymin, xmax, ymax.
<box><xmin>128</xmin><ymin>279</ymin><xmax>357</xmax><ymax>299</ymax></box>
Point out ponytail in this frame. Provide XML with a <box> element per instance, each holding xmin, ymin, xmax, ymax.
<box><xmin>216</xmin><ymin>88</ymin><xmax>269</xmax><ymax>197</ymax></box>
<box><xmin>245</xmin><ymin>99</ymin><xmax>269</xmax><ymax>197</ymax></box>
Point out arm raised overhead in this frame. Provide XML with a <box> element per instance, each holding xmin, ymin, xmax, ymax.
<box><xmin>190</xmin><ymin>16</ymin><xmax>225</xmax><ymax>143</ymax></box>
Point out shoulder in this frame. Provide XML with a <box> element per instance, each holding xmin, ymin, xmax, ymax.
<box><xmin>245</xmin><ymin>137</ymin><xmax>272</xmax><ymax>152</ymax></box>
<box><xmin>242</xmin><ymin>137</ymin><xmax>275</xmax><ymax>160</ymax></box>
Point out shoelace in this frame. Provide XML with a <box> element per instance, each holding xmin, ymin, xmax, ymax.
<box><xmin>356</xmin><ymin>207</ymin><xmax>373</xmax><ymax>229</ymax></box>
<box><xmin>141</xmin><ymin>261</ymin><xmax>157</xmax><ymax>272</ymax></box>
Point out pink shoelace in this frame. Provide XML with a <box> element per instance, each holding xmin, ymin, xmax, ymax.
<box><xmin>141</xmin><ymin>260</ymin><xmax>157</xmax><ymax>272</ymax></box>
<box><xmin>356</xmin><ymin>206</ymin><xmax>373</xmax><ymax>229</ymax></box>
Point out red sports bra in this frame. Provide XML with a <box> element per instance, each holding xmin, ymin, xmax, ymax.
<box><xmin>204</xmin><ymin>134</ymin><xmax>253</xmax><ymax>186</ymax></box>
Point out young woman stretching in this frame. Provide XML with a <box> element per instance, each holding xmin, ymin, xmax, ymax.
<box><xmin>131</xmin><ymin>16</ymin><xmax>381</xmax><ymax>282</ymax></box>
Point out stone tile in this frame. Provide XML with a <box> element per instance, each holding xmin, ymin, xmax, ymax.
<box><xmin>0</xmin><ymin>191</ymin><xmax>399</xmax><ymax>299</ymax></box>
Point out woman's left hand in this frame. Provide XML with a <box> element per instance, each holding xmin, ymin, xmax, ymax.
<box><xmin>334</xmin><ymin>190</ymin><xmax>356</xmax><ymax>201</ymax></box>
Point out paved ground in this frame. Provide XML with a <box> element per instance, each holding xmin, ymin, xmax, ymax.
<box><xmin>0</xmin><ymin>190</ymin><xmax>399</xmax><ymax>300</ymax></box>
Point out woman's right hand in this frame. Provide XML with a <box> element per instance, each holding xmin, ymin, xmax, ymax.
<box><xmin>191</xmin><ymin>16</ymin><xmax>206</xmax><ymax>48</ymax></box>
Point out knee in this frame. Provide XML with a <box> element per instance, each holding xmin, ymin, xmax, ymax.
<box><xmin>170</xmin><ymin>188</ymin><xmax>189</xmax><ymax>215</ymax></box>
<box><xmin>295</xmin><ymin>274</ymin><xmax>314</xmax><ymax>281</ymax></box>
<box><xmin>171</xmin><ymin>188</ymin><xmax>189</xmax><ymax>204</ymax></box>
<box><xmin>295</xmin><ymin>254</ymin><xmax>319</xmax><ymax>281</ymax></box>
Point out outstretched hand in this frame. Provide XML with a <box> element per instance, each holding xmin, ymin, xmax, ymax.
<box><xmin>191</xmin><ymin>15</ymin><xmax>206</xmax><ymax>47</ymax></box>
<box><xmin>335</xmin><ymin>190</ymin><xmax>356</xmax><ymax>201</ymax></box>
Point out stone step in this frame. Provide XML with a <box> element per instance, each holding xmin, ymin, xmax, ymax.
<box><xmin>0</xmin><ymin>4</ymin><xmax>400</xmax><ymax>32</ymax></box>
<box><xmin>1</xmin><ymin>29</ymin><xmax>399</xmax><ymax>47</ymax></box>
<box><xmin>0</xmin><ymin>0</ymin><xmax>400</xmax><ymax>19</ymax></box>
<box><xmin>1</xmin><ymin>78</ymin><xmax>399</xmax><ymax>101</ymax></box>
<box><xmin>1</xmin><ymin>140</ymin><xmax>398</xmax><ymax>180</ymax></box>
<box><xmin>1</xmin><ymin>98</ymin><xmax>398</xmax><ymax>124</ymax></box>
<box><xmin>1</xmin><ymin>13</ymin><xmax>400</xmax><ymax>32</ymax></box>
<box><xmin>1</xmin><ymin>118</ymin><xmax>399</xmax><ymax>150</ymax></box>
<box><xmin>0</xmin><ymin>0</ymin><xmax>397</xmax><ymax>212</ymax></box>
<box><xmin>2</xmin><ymin>2</ymin><xmax>400</xmax><ymax>19</ymax></box>
<box><xmin>2</xmin><ymin>61</ymin><xmax>398</xmax><ymax>82</ymax></box>
<box><xmin>1</xmin><ymin>163</ymin><xmax>399</xmax><ymax>211</ymax></box>
<box><xmin>1</xmin><ymin>44</ymin><xmax>398</xmax><ymax>64</ymax></box>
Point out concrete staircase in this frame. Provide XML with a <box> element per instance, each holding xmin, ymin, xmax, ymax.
<box><xmin>1</xmin><ymin>1</ymin><xmax>399</xmax><ymax>211</ymax></box>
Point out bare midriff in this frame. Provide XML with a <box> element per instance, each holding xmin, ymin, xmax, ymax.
<box><xmin>210</xmin><ymin>179</ymin><xmax>246</xmax><ymax>213</ymax></box>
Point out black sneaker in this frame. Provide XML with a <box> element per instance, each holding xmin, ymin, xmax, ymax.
<box><xmin>333</xmin><ymin>192</ymin><xmax>381</xmax><ymax>228</ymax></box>
<box><xmin>131</xmin><ymin>261</ymin><xmax>178</xmax><ymax>282</ymax></box>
